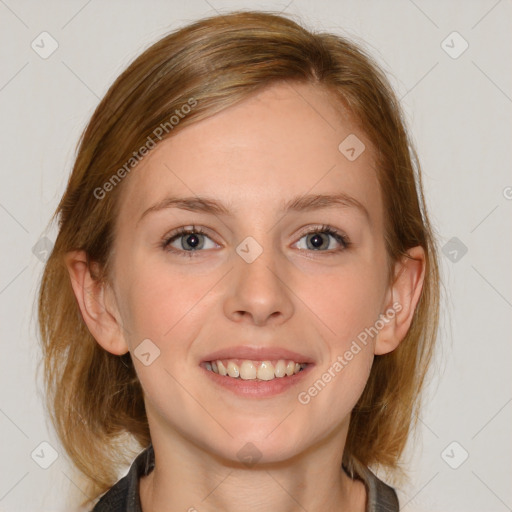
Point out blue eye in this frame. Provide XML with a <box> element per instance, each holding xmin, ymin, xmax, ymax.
<box><xmin>295</xmin><ymin>225</ymin><xmax>350</xmax><ymax>252</ymax></box>
<box><xmin>162</xmin><ymin>226</ymin><xmax>218</xmax><ymax>256</ymax></box>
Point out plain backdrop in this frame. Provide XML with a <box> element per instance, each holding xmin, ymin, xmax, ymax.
<box><xmin>0</xmin><ymin>1</ymin><xmax>511</xmax><ymax>511</ymax></box>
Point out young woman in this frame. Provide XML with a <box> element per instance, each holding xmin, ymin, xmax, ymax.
<box><xmin>38</xmin><ymin>10</ymin><xmax>439</xmax><ymax>512</ymax></box>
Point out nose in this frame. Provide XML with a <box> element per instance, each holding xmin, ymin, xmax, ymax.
<box><xmin>223</xmin><ymin>241</ymin><xmax>295</xmax><ymax>326</ymax></box>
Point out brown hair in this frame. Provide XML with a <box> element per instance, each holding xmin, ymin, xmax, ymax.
<box><xmin>37</xmin><ymin>10</ymin><xmax>439</xmax><ymax>507</ymax></box>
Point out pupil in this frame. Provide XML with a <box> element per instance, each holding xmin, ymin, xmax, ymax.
<box><xmin>309</xmin><ymin>233</ymin><xmax>325</xmax><ymax>249</ymax></box>
<box><xmin>185</xmin><ymin>234</ymin><xmax>200</xmax><ymax>249</ymax></box>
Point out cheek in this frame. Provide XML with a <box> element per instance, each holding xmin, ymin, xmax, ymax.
<box><xmin>117</xmin><ymin>256</ymin><xmax>212</xmax><ymax>349</ymax></box>
<box><xmin>292</xmin><ymin>258</ymin><xmax>386</xmax><ymax>413</ymax></box>
<box><xmin>298</xmin><ymin>261</ymin><xmax>387</xmax><ymax>349</ymax></box>
<box><xmin>296</xmin><ymin>279</ymin><xmax>376</xmax><ymax>425</ymax></box>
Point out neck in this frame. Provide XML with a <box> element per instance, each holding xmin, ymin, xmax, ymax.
<box><xmin>139</xmin><ymin>425</ymin><xmax>366</xmax><ymax>512</ymax></box>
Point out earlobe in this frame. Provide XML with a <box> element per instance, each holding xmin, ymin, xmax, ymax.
<box><xmin>64</xmin><ymin>250</ymin><xmax>129</xmax><ymax>355</ymax></box>
<box><xmin>374</xmin><ymin>246</ymin><xmax>426</xmax><ymax>356</ymax></box>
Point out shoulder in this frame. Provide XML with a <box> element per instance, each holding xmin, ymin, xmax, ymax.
<box><xmin>91</xmin><ymin>445</ymin><xmax>154</xmax><ymax>512</ymax></box>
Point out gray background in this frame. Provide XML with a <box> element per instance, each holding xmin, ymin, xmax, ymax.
<box><xmin>0</xmin><ymin>0</ymin><xmax>511</xmax><ymax>510</ymax></box>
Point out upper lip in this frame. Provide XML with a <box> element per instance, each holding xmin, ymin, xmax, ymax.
<box><xmin>201</xmin><ymin>345</ymin><xmax>315</xmax><ymax>364</ymax></box>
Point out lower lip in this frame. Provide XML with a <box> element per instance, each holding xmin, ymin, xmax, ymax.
<box><xmin>200</xmin><ymin>364</ymin><xmax>314</xmax><ymax>398</ymax></box>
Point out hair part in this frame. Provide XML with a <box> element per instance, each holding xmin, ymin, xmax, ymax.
<box><xmin>37</xmin><ymin>10</ymin><xmax>439</xmax><ymax>507</ymax></box>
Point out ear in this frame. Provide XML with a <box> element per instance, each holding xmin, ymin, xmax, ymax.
<box><xmin>374</xmin><ymin>246</ymin><xmax>426</xmax><ymax>356</ymax></box>
<box><xmin>64</xmin><ymin>250</ymin><xmax>129</xmax><ymax>355</ymax></box>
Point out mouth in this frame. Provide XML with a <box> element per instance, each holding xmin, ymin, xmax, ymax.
<box><xmin>201</xmin><ymin>358</ymin><xmax>309</xmax><ymax>381</ymax></box>
<box><xmin>199</xmin><ymin>346</ymin><xmax>314</xmax><ymax>397</ymax></box>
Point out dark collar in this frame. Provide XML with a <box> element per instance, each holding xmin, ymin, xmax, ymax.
<box><xmin>92</xmin><ymin>445</ymin><xmax>154</xmax><ymax>512</ymax></box>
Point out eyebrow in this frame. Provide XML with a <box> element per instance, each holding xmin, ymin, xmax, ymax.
<box><xmin>138</xmin><ymin>192</ymin><xmax>370</xmax><ymax>224</ymax></box>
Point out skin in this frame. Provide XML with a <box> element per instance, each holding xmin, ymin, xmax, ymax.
<box><xmin>66</xmin><ymin>82</ymin><xmax>425</xmax><ymax>512</ymax></box>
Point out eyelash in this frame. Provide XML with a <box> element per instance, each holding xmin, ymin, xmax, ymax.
<box><xmin>161</xmin><ymin>224</ymin><xmax>351</xmax><ymax>258</ymax></box>
<box><xmin>161</xmin><ymin>226</ymin><xmax>212</xmax><ymax>258</ymax></box>
<box><xmin>314</xmin><ymin>224</ymin><xmax>350</xmax><ymax>248</ymax></box>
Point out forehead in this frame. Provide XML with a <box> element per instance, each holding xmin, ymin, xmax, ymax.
<box><xmin>116</xmin><ymin>81</ymin><xmax>381</xmax><ymax>226</ymax></box>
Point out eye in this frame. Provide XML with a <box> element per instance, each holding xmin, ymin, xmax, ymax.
<box><xmin>295</xmin><ymin>225</ymin><xmax>350</xmax><ymax>252</ymax></box>
<box><xmin>162</xmin><ymin>226</ymin><xmax>219</xmax><ymax>256</ymax></box>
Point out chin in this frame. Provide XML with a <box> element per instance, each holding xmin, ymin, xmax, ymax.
<box><xmin>202</xmin><ymin>419</ymin><xmax>313</xmax><ymax>466</ymax></box>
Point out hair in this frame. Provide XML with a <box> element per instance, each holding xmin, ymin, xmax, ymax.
<box><xmin>37</xmin><ymin>9</ymin><xmax>439</xmax><ymax>507</ymax></box>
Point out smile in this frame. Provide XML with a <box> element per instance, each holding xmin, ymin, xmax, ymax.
<box><xmin>203</xmin><ymin>359</ymin><xmax>308</xmax><ymax>381</ymax></box>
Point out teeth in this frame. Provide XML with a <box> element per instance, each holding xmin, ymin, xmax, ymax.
<box><xmin>217</xmin><ymin>360</ymin><xmax>227</xmax><ymax>376</ymax></box>
<box><xmin>205</xmin><ymin>359</ymin><xmax>307</xmax><ymax>380</ymax></box>
<box><xmin>274</xmin><ymin>360</ymin><xmax>287</xmax><ymax>378</ymax></box>
<box><xmin>257</xmin><ymin>361</ymin><xmax>274</xmax><ymax>381</ymax></box>
<box><xmin>240</xmin><ymin>360</ymin><xmax>257</xmax><ymax>380</ymax></box>
<box><xmin>227</xmin><ymin>361</ymin><xmax>240</xmax><ymax>378</ymax></box>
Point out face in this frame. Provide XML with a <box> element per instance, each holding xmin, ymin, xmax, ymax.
<box><xmin>106</xmin><ymin>82</ymin><xmax>393</xmax><ymax>463</ymax></box>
